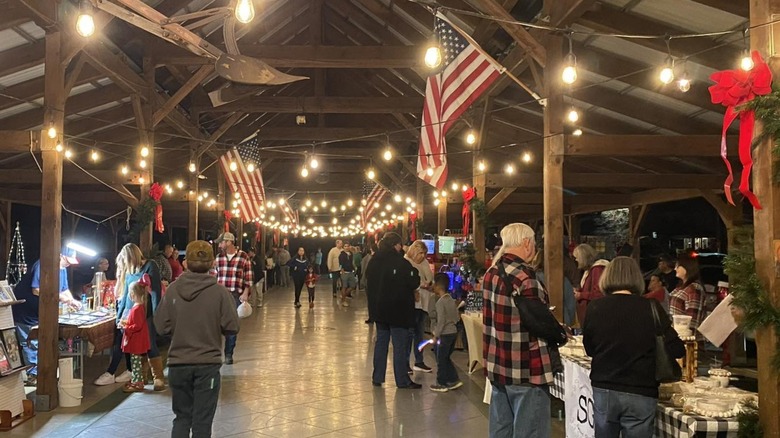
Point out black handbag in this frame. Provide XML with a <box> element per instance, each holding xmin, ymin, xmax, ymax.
<box><xmin>497</xmin><ymin>263</ymin><xmax>568</xmax><ymax>347</ymax></box>
<box><xmin>651</xmin><ymin>301</ymin><xmax>683</xmax><ymax>383</ymax></box>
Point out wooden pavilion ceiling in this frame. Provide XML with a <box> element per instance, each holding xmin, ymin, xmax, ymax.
<box><xmin>0</xmin><ymin>0</ymin><xmax>749</xmax><ymax>227</ymax></box>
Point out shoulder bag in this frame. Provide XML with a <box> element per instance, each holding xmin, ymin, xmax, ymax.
<box><xmin>651</xmin><ymin>301</ymin><xmax>682</xmax><ymax>383</ymax></box>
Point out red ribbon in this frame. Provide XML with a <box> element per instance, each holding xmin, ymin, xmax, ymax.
<box><xmin>223</xmin><ymin>210</ymin><xmax>231</xmax><ymax>232</ymax></box>
<box><xmin>708</xmin><ymin>50</ymin><xmax>772</xmax><ymax>210</ymax></box>
<box><xmin>462</xmin><ymin>188</ymin><xmax>476</xmax><ymax>235</ymax></box>
<box><xmin>149</xmin><ymin>183</ymin><xmax>164</xmax><ymax>233</ymax></box>
<box><xmin>255</xmin><ymin>222</ymin><xmax>262</xmax><ymax>243</ymax></box>
<box><xmin>409</xmin><ymin>212</ymin><xmax>418</xmax><ymax>241</ymax></box>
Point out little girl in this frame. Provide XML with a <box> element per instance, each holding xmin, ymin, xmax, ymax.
<box><xmin>121</xmin><ymin>279</ymin><xmax>151</xmax><ymax>393</ymax></box>
<box><xmin>305</xmin><ymin>265</ymin><xmax>319</xmax><ymax>309</ymax></box>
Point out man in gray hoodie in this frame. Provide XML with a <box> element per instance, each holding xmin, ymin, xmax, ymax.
<box><xmin>155</xmin><ymin>240</ymin><xmax>239</xmax><ymax>438</ymax></box>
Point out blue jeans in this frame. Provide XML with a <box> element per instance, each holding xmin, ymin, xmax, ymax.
<box><xmin>409</xmin><ymin>309</ymin><xmax>426</xmax><ymax>365</ymax></box>
<box><xmin>107</xmin><ymin>328</ymin><xmax>131</xmax><ymax>375</ymax></box>
<box><xmin>592</xmin><ymin>387</ymin><xmax>656</xmax><ymax>438</ymax></box>
<box><xmin>435</xmin><ymin>333</ymin><xmax>458</xmax><ymax>385</ymax></box>
<box><xmin>224</xmin><ymin>294</ymin><xmax>240</xmax><ymax>357</ymax></box>
<box><xmin>372</xmin><ymin>323</ymin><xmax>413</xmax><ymax>387</ymax></box>
<box><xmin>489</xmin><ymin>383</ymin><xmax>550</xmax><ymax>438</ymax></box>
<box><xmin>16</xmin><ymin>323</ymin><xmax>37</xmax><ymax>376</ymax></box>
<box><xmin>169</xmin><ymin>364</ymin><xmax>222</xmax><ymax>438</ymax></box>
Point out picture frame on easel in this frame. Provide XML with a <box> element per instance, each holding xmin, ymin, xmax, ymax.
<box><xmin>0</xmin><ymin>281</ymin><xmax>16</xmax><ymax>304</ymax></box>
<box><xmin>0</xmin><ymin>329</ymin><xmax>23</xmax><ymax>371</ymax></box>
<box><xmin>0</xmin><ymin>342</ymin><xmax>12</xmax><ymax>375</ymax></box>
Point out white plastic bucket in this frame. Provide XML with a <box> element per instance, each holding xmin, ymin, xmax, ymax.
<box><xmin>58</xmin><ymin>379</ymin><xmax>83</xmax><ymax>407</ymax></box>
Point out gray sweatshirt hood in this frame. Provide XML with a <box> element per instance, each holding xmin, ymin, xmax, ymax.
<box><xmin>173</xmin><ymin>271</ymin><xmax>218</xmax><ymax>301</ymax></box>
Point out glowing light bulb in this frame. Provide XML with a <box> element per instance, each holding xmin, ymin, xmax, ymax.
<box><xmin>301</xmin><ymin>167</ymin><xmax>309</xmax><ymax>178</ymax></box>
<box><xmin>229</xmin><ymin>161</ymin><xmax>238</xmax><ymax>172</ymax></box>
<box><xmin>176</xmin><ymin>180</ymin><xmax>184</xmax><ymax>189</ymax></box>
<box><xmin>202</xmin><ymin>192</ymin><xmax>208</xmax><ymax>199</ymax></box>
<box><xmin>139</xmin><ymin>176</ymin><xmax>145</xmax><ymax>184</ymax></box>
<box><xmin>478</xmin><ymin>161</ymin><xmax>486</xmax><ymax>172</ymax></box>
<box><xmin>367</xmin><ymin>169</ymin><xmax>376</xmax><ymax>180</ymax></box>
<box><xmin>90</xmin><ymin>150</ymin><xmax>99</xmax><ymax>161</ymax></box>
<box><xmin>76</xmin><ymin>11</ymin><xmax>95</xmax><ymax>37</ymax></box>
<box><xmin>188</xmin><ymin>162</ymin><xmax>196</xmax><ymax>173</ymax></box>
<box><xmin>309</xmin><ymin>157</ymin><xmax>319</xmax><ymax>169</ymax></box>
<box><xmin>659</xmin><ymin>65</ymin><xmax>674</xmax><ymax>84</ymax></box>
<box><xmin>567</xmin><ymin>108</ymin><xmax>579</xmax><ymax>123</ymax></box>
<box><xmin>572</xmin><ymin>128</ymin><xmax>583</xmax><ymax>137</ymax></box>
<box><xmin>466</xmin><ymin>131</ymin><xmax>477</xmax><ymax>145</ymax></box>
<box><xmin>139</xmin><ymin>159</ymin><xmax>147</xmax><ymax>169</ymax></box>
<box><xmin>462</xmin><ymin>184</ymin><xmax>469</xmax><ymax>191</ymax></box>
<box><xmin>441</xmin><ymin>190</ymin><xmax>447</xmax><ymax>197</ymax></box>
<box><xmin>405</xmin><ymin>197</ymin><xmax>412</xmax><ymax>204</ymax></box>
<box><xmin>55</xmin><ymin>143</ymin><xmax>63</xmax><ymax>152</ymax></box>
<box><xmin>306</xmin><ymin>199</ymin><xmax>312</xmax><ymax>207</ymax></box>
<box><xmin>433</xmin><ymin>198</ymin><xmax>440</xmax><ymax>206</ymax></box>
<box><xmin>562</xmin><ymin>64</ymin><xmax>577</xmax><ymax>85</ymax></box>
<box><xmin>47</xmin><ymin>126</ymin><xmax>57</xmax><ymax>139</ymax></box>
<box><xmin>121</xmin><ymin>165</ymin><xmax>128</xmax><ymax>175</ymax></box>
<box><xmin>505</xmin><ymin>164</ymin><xmax>515</xmax><ymax>175</ymax></box>
<box><xmin>424</xmin><ymin>45</ymin><xmax>442</xmax><ymax>69</ymax></box>
<box><xmin>426</xmin><ymin>167</ymin><xmax>434</xmax><ymax>177</ymax></box>
<box><xmin>383</xmin><ymin>149</ymin><xmax>393</xmax><ymax>161</ymax></box>
<box><xmin>347</xmin><ymin>199</ymin><xmax>353</xmax><ymax>207</ymax></box>
<box><xmin>451</xmin><ymin>182</ymin><xmax>459</xmax><ymax>191</ymax></box>
<box><xmin>394</xmin><ymin>194</ymin><xmax>402</xmax><ymax>203</ymax></box>
<box><xmin>740</xmin><ymin>54</ymin><xmax>754</xmax><ymax>71</ymax></box>
<box><xmin>433</xmin><ymin>191</ymin><xmax>439</xmax><ymax>198</ymax></box>
<box><xmin>140</xmin><ymin>146</ymin><xmax>149</xmax><ymax>157</ymax></box>
<box><xmin>677</xmin><ymin>75</ymin><xmax>691</xmax><ymax>93</ymax></box>
<box><xmin>522</xmin><ymin>152</ymin><xmax>532</xmax><ymax>163</ymax></box>
<box><xmin>246</xmin><ymin>162</ymin><xmax>255</xmax><ymax>172</ymax></box>
<box><xmin>331</xmin><ymin>206</ymin><xmax>337</xmax><ymax>213</ymax></box>
<box><xmin>64</xmin><ymin>149</ymin><xmax>73</xmax><ymax>159</ymax></box>
<box><xmin>321</xmin><ymin>200</ymin><xmax>327</xmax><ymax>207</ymax></box>
<box><xmin>235</xmin><ymin>0</ymin><xmax>255</xmax><ymax>24</ymax></box>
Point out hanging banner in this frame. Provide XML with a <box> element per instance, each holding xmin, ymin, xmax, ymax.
<box><xmin>564</xmin><ymin>359</ymin><xmax>595</xmax><ymax>438</ymax></box>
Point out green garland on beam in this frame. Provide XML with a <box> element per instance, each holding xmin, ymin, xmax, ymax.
<box><xmin>128</xmin><ymin>198</ymin><xmax>157</xmax><ymax>242</ymax></box>
<box><xmin>722</xmin><ymin>226</ymin><xmax>780</xmax><ymax>373</ymax></box>
<box><xmin>470</xmin><ymin>196</ymin><xmax>488</xmax><ymax>232</ymax></box>
<box><xmin>740</xmin><ymin>82</ymin><xmax>780</xmax><ymax>182</ymax></box>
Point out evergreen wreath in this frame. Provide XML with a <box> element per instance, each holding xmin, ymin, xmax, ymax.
<box><xmin>740</xmin><ymin>82</ymin><xmax>780</xmax><ymax>182</ymax></box>
<box><xmin>722</xmin><ymin>226</ymin><xmax>780</xmax><ymax>372</ymax></box>
<box><xmin>470</xmin><ymin>196</ymin><xmax>488</xmax><ymax>232</ymax></box>
<box><xmin>128</xmin><ymin>198</ymin><xmax>157</xmax><ymax>242</ymax></box>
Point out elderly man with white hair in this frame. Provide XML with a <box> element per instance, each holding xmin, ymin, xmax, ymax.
<box><xmin>482</xmin><ymin>223</ymin><xmax>555</xmax><ymax>438</ymax></box>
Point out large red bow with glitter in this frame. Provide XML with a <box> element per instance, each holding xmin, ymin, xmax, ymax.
<box><xmin>462</xmin><ymin>187</ymin><xmax>476</xmax><ymax>235</ymax></box>
<box><xmin>708</xmin><ymin>50</ymin><xmax>772</xmax><ymax>210</ymax></box>
<box><xmin>149</xmin><ymin>183</ymin><xmax>164</xmax><ymax>233</ymax></box>
<box><xmin>223</xmin><ymin>210</ymin><xmax>231</xmax><ymax>232</ymax></box>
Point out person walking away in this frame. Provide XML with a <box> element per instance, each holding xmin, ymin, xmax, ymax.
<box><xmin>327</xmin><ymin>240</ymin><xmax>343</xmax><ymax>297</ymax></box>
<box><xmin>155</xmin><ymin>240</ymin><xmax>240</xmax><ymax>438</ymax></box>
<box><xmin>483</xmin><ymin>223</ymin><xmax>555</xmax><ymax>437</ymax></box>
<box><xmin>277</xmin><ymin>246</ymin><xmax>292</xmax><ymax>287</ymax></box>
<box><xmin>214</xmin><ymin>232</ymin><xmax>253</xmax><ymax>365</ymax></box>
<box><xmin>338</xmin><ymin>242</ymin><xmax>357</xmax><ymax>307</ymax></box>
<box><xmin>265</xmin><ymin>250</ymin><xmax>276</xmax><ymax>287</ymax></box>
<box><xmin>368</xmin><ymin>232</ymin><xmax>422</xmax><ymax>389</ymax></box>
<box><xmin>583</xmin><ymin>257</ymin><xmax>684</xmax><ymax>437</ymax></box>
<box><xmin>305</xmin><ymin>265</ymin><xmax>318</xmax><ymax>309</ymax></box>
<box><xmin>573</xmin><ymin>243</ymin><xmax>609</xmax><ymax>326</ymax></box>
<box><xmin>289</xmin><ymin>247</ymin><xmax>308</xmax><ymax>308</ymax></box>
<box><xmin>314</xmin><ymin>248</ymin><xmax>323</xmax><ymax>275</ymax></box>
<box><xmin>644</xmin><ymin>274</ymin><xmax>669</xmax><ymax>312</ymax></box>
<box><xmin>428</xmin><ymin>273</ymin><xmax>463</xmax><ymax>392</ymax></box>
<box><xmin>120</xmin><ymin>279</ymin><xmax>152</xmax><ymax>393</ymax></box>
<box><xmin>404</xmin><ymin>240</ymin><xmax>433</xmax><ymax>373</ymax></box>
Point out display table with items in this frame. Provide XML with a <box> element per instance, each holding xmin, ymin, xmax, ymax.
<box><xmin>550</xmin><ymin>338</ymin><xmax>755</xmax><ymax>438</ymax></box>
<box><xmin>0</xmin><ymin>281</ymin><xmax>35</xmax><ymax>430</ymax></box>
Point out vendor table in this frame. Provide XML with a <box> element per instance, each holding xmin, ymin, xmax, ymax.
<box><xmin>460</xmin><ymin>312</ymin><xmax>483</xmax><ymax>374</ymax></box>
<box><xmin>29</xmin><ymin>312</ymin><xmax>116</xmax><ymax>380</ymax></box>
<box><xmin>550</xmin><ymin>354</ymin><xmax>741</xmax><ymax>438</ymax></box>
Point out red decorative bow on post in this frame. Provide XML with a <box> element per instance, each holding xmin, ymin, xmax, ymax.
<box><xmin>462</xmin><ymin>187</ymin><xmax>476</xmax><ymax>235</ymax></box>
<box><xmin>255</xmin><ymin>222</ymin><xmax>262</xmax><ymax>243</ymax></box>
<box><xmin>708</xmin><ymin>50</ymin><xmax>773</xmax><ymax>210</ymax></box>
<box><xmin>149</xmin><ymin>183</ymin><xmax>164</xmax><ymax>233</ymax></box>
<box><xmin>409</xmin><ymin>212</ymin><xmax>418</xmax><ymax>241</ymax></box>
<box><xmin>223</xmin><ymin>210</ymin><xmax>231</xmax><ymax>232</ymax></box>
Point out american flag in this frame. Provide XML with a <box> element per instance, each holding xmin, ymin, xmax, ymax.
<box><xmin>361</xmin><ymin>180</ymin><xmax>388</xmax><ymax>228</ymax></box>
<box><xmin>417</xmin><ymin>14</ymin><xmax>502</xmax><ymax>189</ymax></box>
<box><xmin>219</xmin><ymin>135</ymin><xmax>266</xmax><ymax>221</ymax></box>
<box><xmin>279</xmin><ymin>198</ymin><xmax>298</xmax><ymax>226</ymax></box>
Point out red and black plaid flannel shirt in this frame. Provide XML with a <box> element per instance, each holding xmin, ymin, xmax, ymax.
<box><xmin>483</xmin><ymin>253</ymin><xmax>555</xmax><ymax>386</ymax></box>
<box><xmin>215</xmin><ymin>250</ymin><xmax>253</xmax><ymax>296</ymax></box>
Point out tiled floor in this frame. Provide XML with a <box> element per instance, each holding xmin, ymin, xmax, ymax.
<box><xmin>12</xmin><ymin>282</ymin><xmax>565</xmax><ymax>437</ymax></box>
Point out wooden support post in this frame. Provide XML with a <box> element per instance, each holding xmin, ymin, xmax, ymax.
<box><xmin>402</xmin><ymin>212</ymin><xmax>409</xmax><ymax>243</ymax></box>
<box><xmin>217</xmin><ymin>167</ymin><xmax>226</xmax><ymax>231</ymax></box>
<box><xmin>37</xmin><ymin>26</ymin><xmax>65</xmax><ymax>411</ymax></box>
<box><xmin>416</xmin><ymin>179</ymin><xmax>425</xmax><ymax>222</ymax></box>
<box><xmin>749</xmin><ymin>1</ymin><xmax>780</xmax><ymax>434</ymax></box>
<box><xmin>542</xmin><ymin>33</ymin><xmax>565</xmax><ymax>321</ymax></box>
<box><xmin>188</xmin><ymin>156</ymin><xmax>199</xmax><ymax>242</ymax></box>
<box><xmin>568</xmin><ymin>214</ymin><xmax>581</xmax><ymax>244</ymax></box>
<box><xmin>437</xmin><ymin>197</ymin><xmax>448</xmax><ymax>236</ymax></box>
<box><xmin>629</xmin><ymin>205</ymin><xmax>647</xmax><ymax>261</ymax></box>
<box><xmin>138</xmin><ymin>57</ymin><xmax>155</xmax><ymax>253</ymax></box>
<box><xmin>473</xmin><ymin>99</ymin><xmax>491</xmax><ymax>265</ymax></box>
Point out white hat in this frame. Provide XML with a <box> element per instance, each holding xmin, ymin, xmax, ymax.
<box><xmin>216</xmin><ymin>232</ymin><xmax>235</xmax><ymax>243</ymax></box>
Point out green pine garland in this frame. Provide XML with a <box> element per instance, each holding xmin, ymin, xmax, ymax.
<box><xmin>128</xmin><ymin>198</ymin><xmax>157</xmax><ymax>242</ymax></box>
<box><xmin>737</xmin><ymin>399</ymin><xmax>762</xmax><ymax>438</ymax></box>
<box><xmin>722</xmin><ymin>226</ymin><xmax>780</xmax><ymax>372</ymax></box>
<box><xmin>470</xmin><ymin>196</ymin><xmax>489</xmax><ymax>233</ymax></box>
<box><xmin>740</xmin><ymin>82</ymin><xmax>780</xmax><ymax>182</ymax></box>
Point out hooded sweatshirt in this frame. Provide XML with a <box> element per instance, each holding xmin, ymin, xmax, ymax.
<box><xmin>154</xmin><ymin>271</ymin><xmax>239</xmax><ymax>365</ymax></box>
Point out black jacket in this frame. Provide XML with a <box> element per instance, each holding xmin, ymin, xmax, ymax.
<box><xmin>365</xmin><ymin>248</ymin><xmax>420</xmax><ymax>328</ymax></box>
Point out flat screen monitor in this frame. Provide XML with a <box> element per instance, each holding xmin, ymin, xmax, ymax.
<box><xmin>438</xmin><ymin>236</ymin><xmax>456</xmax><ymax>254</ymax></box>
<box><xmin>420</xmin><ymin>239</ymin><xmax>435</xmax><ymax>255</ymax></box>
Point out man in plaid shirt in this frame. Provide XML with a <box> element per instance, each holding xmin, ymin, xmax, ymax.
<box><xmin>214</xmin><ymin>232</ymin><xmax>253</xmax><ymax>365</ymax></box>
<box><xmin>483</xmin><ymin>223</ymin><xmax>553</xmax><ymax>438</ymax></box>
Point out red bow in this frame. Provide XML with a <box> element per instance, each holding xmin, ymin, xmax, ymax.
<box><xmin>708</xmin><ymin>50</ymin><xmax>772</xmax><ymax>209</ymax></box>
<box><xmin>462</xmin><ymin>188</ymin><xmax>476</xmax><ymax>235</ymax></box>
<box><xmin>138</xmin><ymin>273</ymin><xmax>152</xmax><ymax>288</ymax></box>
<box><xmin>409</xmin><ymin>212</ymin><xmax>418</xmax><ymax>241</ymax></box>
<box><xmin>255</xmin><ymin>222</ymin><xmax>262</xmax><ymax>242</ymax></box>
<box><xmin>223</xmin><ymin>210</ymin><xmax>231</xmax><ymax>232</ymax></box>
<box><xmin>149</xmin><ymin>183</ymin><xmax>164</xmax><ymax>233</ymax></box>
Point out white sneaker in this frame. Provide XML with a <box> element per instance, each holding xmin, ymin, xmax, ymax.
<box><xmin>94</xmin><ymin>372</ymin><xmax>115</xmax><ymax>386</ymax></box>
<box><xmin>115</xmin><ymin>370</ymin><xmax>132</xmax><ymax>383</ymax></box>
<box><xmin>341</xmin><ymin>300</ymin><xmax>349</xmax><ymax>307</ymax></box>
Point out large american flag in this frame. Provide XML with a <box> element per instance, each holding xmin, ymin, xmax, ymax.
<box><xmin>360</xmin><ymin>180</ymin><xmax>388</xmax><ymax>228</ymax></box>
<box><xmin>417</xmin><ymin>14</ymin><xmax>502</xmax><ymax>189</ymax></box>
<box><xmin>219</xmin><ymin>135</ymin><xmax>266</xmax><ymax>221</ymax></box>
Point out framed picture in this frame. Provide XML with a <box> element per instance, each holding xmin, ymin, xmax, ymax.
<box><xmin>1</xmin><ymin>328</ymin><xmax>22</xmax><ymax>370</ymax></box>
<box><xmin>0</xmin><ymin>280</ymin><xmax>15</xmax><ymax>303</ymax></box>
<box><xmin>0</xmin><ymin>343</ymin><xmax>11</xmax><ymax>375</ymax></box>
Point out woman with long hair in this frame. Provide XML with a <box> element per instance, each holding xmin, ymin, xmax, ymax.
<box><xmin>583</xmin><ymin>257</ymin><xmax>684</xmax><ymax>437</ymax></box>
<box><xmin>669</xmin><ymin>255</ymin><xmax>706</xmax><ymax>330</ymax></box>
<box><xmin>572</xmin><ymin>244</ymin><xmax>609</xmax><ymax>325</ymax></box>
<box><xmin>405</xmin><ymin>240</ymin><xmax>434</xmax><ymax>373</ymax></box>
<box><xmin>114</xmin><ymin>243</ymin><xmax>165</xmax><ymax>391</ymax></box>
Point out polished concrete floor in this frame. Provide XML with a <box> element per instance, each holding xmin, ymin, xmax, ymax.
<box><xmin>12</xmin><ymin>281</ymin><xmax>565</xmax><ymax>437</ymax></box>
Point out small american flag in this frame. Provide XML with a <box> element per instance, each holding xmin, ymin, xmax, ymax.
<box><xmin>417</xmin><ymin>13</ymin><xmax>502</xmax><ymax>189</ymax></box>
<box><xmin>361</xmin><ymin>180</ymin><xmax>388</xmax><ymax>228</ymax></box>
<box><xmin>219</xmin><ymin>135</ymin><xmax>266</xmax><ymax>221</ymax></box>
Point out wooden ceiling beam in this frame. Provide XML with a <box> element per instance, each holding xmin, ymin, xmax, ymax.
<box><xmin>348</xmin><ymin>0</ymin><xmax>428</xmax><ymax>43</ymax></box>
<box><xmin>255</xmin><ymin>127</ymin><xmax>415</xmax><ymax>141</ymax></box>
<box><xmin>0</xmin><ymin>5</ymin><xmax>33</xmax><ymax>31</ymax></box>
<box><xmin>486</xmin><ymin>172</ymin><xmax>726</xmax><ymax>189</ymax></box>
<box><xmin>0</xmin><ymin>62</ymin><xmax>104</xmax><ymax>113</ymax></box>
<box><xmin>469</xmin><ymin>0</ymin><xmax>546</xmax><ymax>65</ymax></box>
<box><xmin>0</xmin><ymin>130</ymin><xmax>40</xmax><ymax>152</ymax></box>
<box><xmin>195</xmin><ymin>96</ymin><xmax>422</xmax><ymax>114</ymax></box>
<box><xmin>566</xmin><ymin>135</ymin><xmax>738</xmax><ymax>157</ymax></box>
<box><xmin>0</xmin><ymin>40</ymin><xmax>44</xmax><ymax>78</ymax></box>
<box><xmin>0</xmin><ymin>169</ymin><xmax>144</xmax><ymax>185</ymax></box>
<box><xmin>689</xmin><ymin>0</ymin><xmax>748</xmax><ymax>18</ymax></box>
<box><xmin>630</xmin><ymin>189</ymin><xmax>704</xmax><ymax>206</ymax></box>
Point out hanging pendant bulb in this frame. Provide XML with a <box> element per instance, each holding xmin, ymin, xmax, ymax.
<box><xmin>367</xmin><ymin>168</ymin><xmax>376</xmax><ymax>180</ymax></box>
<box><xmin>188</xmin><ymin>162</ymin><xmax>196</xmax><ymax>173</ymax></box>
<box><xmin>382</xmin><ymin>148</ymin><xmax>393</xmax><ymax>161</ymax></box>
<box><xmin>300</xmin><ymin>167</ymin><xmax>309</xmax><ymax>178</ymax></box>
<box><xmin>424</xmin><ymin>45</ymin><xmax>442</xmax><ymax>69</ymax></box>
<box><xmin>567</xmin><ymin>108</ymin><xmax>579</xmax><ymax>123</ymax></box>
<box><xmin>677</xmin><ymin>72</ymin><xmax>691</xmax><ymax>93</ymax></box>
<box><xmin>572</xmin><ymin>128</ymin><xmax>583</xmax><ymax>137</ymax></box>
<box><xmin>426</xmin><ymin>167</ymin><xmax>434</xmax><ymax>177</ymax></box>
<box><xmin>229</xmin><ymin>161</ymin><xmax>238</xmax><ymax>172</ymax></box>
<box><xmin>561</xmin><ymin>33</ymin><xmax>577</xmax><ymax>85</ymax></box>
<box><xmin>47</xmin><ymin>125</ymin><xmax>57</xmax><ymax>139</ymax></box>
<box><xmin>76</xmin><ymin>1</ymin><xmax>95</xmax><ymax>37</ymax></box>
<box><xmin>740</xmin><ymin>51</ymin><xmax>754</xmax><ymax>71</ymax></box>
<box><xmin>309</xmin><ymin>156</ymin><xmax>319</xmax><ymax>169</ymax></box>
<box><xmin>235</xmin><ymin>0</ymin><xmax>255</xmax><ymax>24</ymax></box>
<box><xmin>659</xmin><ymin>56</ymin><xmax>674</xmax><ymax>85</ymax></box>
<box><xmin>246</xmin><ymin>162</ymin><xmax>256</xmax><ymax>172</ymax></box>
<box><xmin>465</xmin><ymin>130</ymin><xmax>477</xmax><ymax>145</ymax></box>
<box><xmin>90</xmin><ymin>150</ymin><xmax>99</xmax><ymax>162</ymax></box>
<box><xmin>477</xmin><ymin>160</ymin><xmax>487</xmax><ymax>172</ymax></box>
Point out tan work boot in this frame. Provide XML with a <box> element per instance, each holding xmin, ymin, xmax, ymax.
<box><xmin>149</xmin><ymin>356</ymin><xmax>167</xmax><ymax>391</ymax></box>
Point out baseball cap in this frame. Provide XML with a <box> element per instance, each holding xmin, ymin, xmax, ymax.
<box><xmin>61</xmin><ymin>254</ymin><xmax>79</xmax><ymax>265</ymax></box>
<box><xmin>186</xmin><ymin>240</ymin><xmax>215</xmax><ymax>264</ymax></box>
<box><xmin>216</xmin><ymin>232</ymin><xmax>235</xmax><ymax>243</ymax></box>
